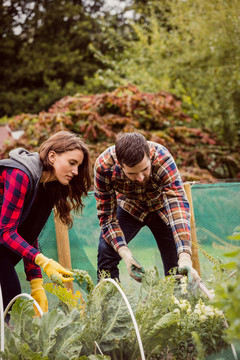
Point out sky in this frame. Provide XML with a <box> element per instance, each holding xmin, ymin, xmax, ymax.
<box><xmin>8</xmin><ymin>0</ymin><xmax>134</xmax><ymax>35</ymax></box>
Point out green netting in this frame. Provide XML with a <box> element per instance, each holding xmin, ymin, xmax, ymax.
<box><xmin>15</xmin><ymin>182</ymin><xmax>240</xmax><ymax>293</ymax></box>
<box><xmin>192</xmin><ymin>182</ymin><xmax>240</xmax><ymax>278</ymax></box>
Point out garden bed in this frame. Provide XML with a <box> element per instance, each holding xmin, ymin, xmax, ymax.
<box><xmin>1</xmin><ymin>265</ymin><xmax>237</xmax><ymax>360</ymax></box>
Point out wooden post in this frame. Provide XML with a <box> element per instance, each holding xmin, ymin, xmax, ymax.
<box><xmin>184</xmin><ymin>183</ymin><xmax>201</xmax><ymax>277</ymax></box>
<box><xmin>54</xmin><ymin>208</ymin><xmax>73</xmax><ymax>292</ymax></box>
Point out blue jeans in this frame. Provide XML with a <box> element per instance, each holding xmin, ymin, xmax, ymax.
<box><xmin>97</xmin><ymin>206</ymin><xmax>178</xmax><ymax>280</ymax></box>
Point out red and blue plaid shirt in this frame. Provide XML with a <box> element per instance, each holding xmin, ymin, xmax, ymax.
<box><xmin>0</xmin><ymin>168</ymin><xmax>41</xmax><ymax>280</ymax></box>
<box><xmin>94</xmin><ymin>141</ymin><xmax>191</xmax><ymax>254</ymax></box>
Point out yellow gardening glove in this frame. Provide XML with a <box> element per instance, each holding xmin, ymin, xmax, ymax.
<box><xmin>118</xmin><ymin>246</ymin><xmax>145</xmax><ymax>283</ymax></box>
<box><xmin>35</xmin><ymin>253</ymin><xmax>74</xmax><ymax>283</ymax></box>
<box><xmin>178</xmin><ymin>253</ymin><xmax>200</xmax><ymax>289</ymax></box>
<box><xmin>30</xmin><ymin>278</ymin><xmax>48</xmax><ymax>317</ymax></box>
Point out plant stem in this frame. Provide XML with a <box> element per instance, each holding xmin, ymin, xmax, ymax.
<box><xmin>111</xmin><ymin>349</ymin><xmax>118</xmax><ymax>360</ymax></box>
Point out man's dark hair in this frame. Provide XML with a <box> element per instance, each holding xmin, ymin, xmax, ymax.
<box><xmin>115</xmin><ymin>132</ymin><xmax>150</xmax><ymax>167</ymax></box>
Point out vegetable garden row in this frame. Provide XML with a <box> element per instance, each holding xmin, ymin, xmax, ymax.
<box><xmin>1</xmin><ymin>257</ymin><xmax>240</xmax><ymax>360</ymax></box>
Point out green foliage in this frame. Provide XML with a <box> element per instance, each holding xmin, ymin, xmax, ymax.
<box><xmin>85</xmin><ymin>357</ymin><xmax>110</xmax><ymax>360</ymax></box>
<box><xmin>212</xmin><ymin>228</ymin><xmax>240</xmax><ymax>344</ymax></box>
<box><xmin>43</xmin><ymin>283</ymin><xmax>85</xmax><ymax>315</ymax></box>
<box><xmin>1</xmin><ymin>300</ymin><xmax>85</xmax><ymax>360</ymax></box>
<box><xmin>1</xmin><ymin>269</ymin><xmax>229</xmax><ymax>360</ymax></box>
<box><xmin>73</xmin><ymin>269</ymin><xmax>95</xmax><ymax>294</ymax></box>
<box><xmin>50</xmin><ymin>274</ymin><xmax>64</xmax><ymax>286</ymax></box>
<box><xmin>88</xmin><ymin>0</ymin><xmax>240</xmax><ymax>145</ymax></box>
<box><xmin>2</xmin><ymin>0</ymin><xmax>240</xmax><ymax>148</ymax></box>
<box><xmin>0</xmin><ymin>116</ymin><xmax>8</xmax><ymax>125</ymax></box>
<box><xmin>136</xmin><ymin>268</ymin><xmax>227</xmax><ymax>360</ymax></box>
<box><xmin>0</xmin><ymin>0</ymin><xmax>106</xmax><ymax>116</ymax></box>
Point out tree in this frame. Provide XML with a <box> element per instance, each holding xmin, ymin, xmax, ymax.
<box><xmin>0</xmin><ymin>0</ymin><xmax>105</xmax><ymax>116</ymax></box>
<box><xmin>87</xmin><ymin>0</ymin><xmax>240</xmax><ymax>145</ymax></box>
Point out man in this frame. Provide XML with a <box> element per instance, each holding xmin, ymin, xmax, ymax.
<box><xmin>94</xmin><ymin>132</ymin><xmax>199</xmax><ymax>285</ymax></box>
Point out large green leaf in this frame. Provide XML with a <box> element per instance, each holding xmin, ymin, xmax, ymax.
<box><xmin>98</xmin><ymin>294</ymin><xmax>133</xmax><ymax>352</ymax></box>
<box><xmin>4</xmin><ymin>301</ymin><xmax>85</xmax><ymax>359</ymax></box>
<box><xmin>8</xmin><ymin>299</ymin><xmax>41</xmax><ymax>353</ymax></box>
<box><xmin>1</xmin><ymin>327</ymin><xmax>49</xmax><ymax>360</ymax></box>
<box><xmin>41</xmin><ymin>308</ymin><xmax>84</xmax><ymax>359</ymax></box>
<box><xmin>49</xmin><ymin>322</ymin><xmax>83</xmax><ymax>360</ymax></box>
<box><xmin>37</xmin><ymin>308</ymin><xmax>73</xmax><ymax>355</ymax></box>
<box><xmin>143</xmin><ymin>310</ymin><xmax>180</xmax><ymax>353</ymax></box>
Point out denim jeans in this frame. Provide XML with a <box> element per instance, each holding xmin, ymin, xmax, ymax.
<box><xmin>97</xmin><ymin>206</ymin><xmax>178</xmax><ymax>280</ymax></box>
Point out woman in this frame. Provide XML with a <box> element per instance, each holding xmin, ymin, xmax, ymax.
<box><xmin>0</xmin><ymin>130</ymin><xmax>91</xmax><ymax>318</ymax></box>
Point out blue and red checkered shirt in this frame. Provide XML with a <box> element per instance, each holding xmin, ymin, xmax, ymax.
<box><xmin>0</xmin><ymin>168</ymin><xmax>41</xmax><ymax>280</ymax></box>
<box><xmin>94</xmin><ymin>141</ymin><xmax>191</xmax><ymax>254</ymax></box>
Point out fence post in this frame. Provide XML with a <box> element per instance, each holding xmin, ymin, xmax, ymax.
<box><xmin>53</xmin><ymin>208</ymin><xmax>73</xmax><ymax>292</ymax></box>
<box><xmin>184</xmin><ymin>183</ymin><xmax>201</xmax><ymax>277</ymax></box>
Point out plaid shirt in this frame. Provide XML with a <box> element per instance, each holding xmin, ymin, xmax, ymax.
<box><xmin>0</xmin><ymin>168</ymin><xmax>41</xmax><ymax>280</ymax></box>
<box><xmin>94</xmin><ymin>141</ymin><xmax>191</xmax><ymax>255</ymax></box>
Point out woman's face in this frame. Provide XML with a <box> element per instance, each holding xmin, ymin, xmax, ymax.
<box><xmin>49</xmin><ymin>149</ymin><xmax>84</xmax><ymax>185</ymax></box>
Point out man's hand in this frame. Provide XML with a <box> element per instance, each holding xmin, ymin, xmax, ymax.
<box><xmin>178</xmin><ymin>253</ymin><xmax>200</xmax><ymax>289</ymax></box>
<box><xmin>35</xmin><ymin>253</ymin><xmax>74</xmax><ymax>283</ymax></box>
<box><xmin>118</xmin><ymin>246</ymin><xmax>145</xmax><ymax>282</ymax></box>
<box><xmin>30</xmin><ymin>278</ymin><xmax>48</xmax><ymax>317</ymax></box>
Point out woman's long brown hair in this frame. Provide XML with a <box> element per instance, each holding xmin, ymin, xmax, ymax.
<box><xmin>39</xmin><ymin>131</ymin><xmax>91</xmax><ymax>228</ymax></box>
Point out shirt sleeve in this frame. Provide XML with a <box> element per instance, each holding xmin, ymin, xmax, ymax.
<box><xmin>94</xmin><ymin>158</ymin><xmax>126</xmax><ymax>251</ymax></box>
<box><xmin>23</xmin><ymin>239</ymin><xmax>42</xmax><ymax>281</ymax></box>
<box><xmin>154</xmin><ymin>146</ymin><xmax>191</xmax><ymax>255</ymax></box>
<box><xmin>0</xmin><ymin>168</ymin><xmax>41</xmax><ymax>274</ymax></box>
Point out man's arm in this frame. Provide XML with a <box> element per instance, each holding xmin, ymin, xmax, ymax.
<box><xmin>153</xmin><ymin>145</ymin><xmax>191</xmax><ymax>254</ymax></box>
<box><xmin>154</xmin><ymin>145</ymin><xmax>200</xmax><ymax>285</ymax></box>
<box><xmin>94</xmin><ymin>158</ymin><xmax>127</xmax><ymax>251</ymax></box>
<box><xmin>162</xmin><ymin>180</ymin><xmax>191</xmax><ymax>255</ymax></box>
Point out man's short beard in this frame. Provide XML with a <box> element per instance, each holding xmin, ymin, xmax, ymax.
<box><xmin>133</xmin><ymin>176</ymin><xmax>149</xmax><ymax>187</ymax></box>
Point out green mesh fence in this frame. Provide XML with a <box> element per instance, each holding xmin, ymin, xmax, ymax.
<box><xmin>192</xmin><ymin>182</ymin><xmax>240</xmax><ymax>279</ymax></box>
<box><xmin>15</xmin><ymin>181</ymin><xmax>240</xmax><ymax>291</ymax></box>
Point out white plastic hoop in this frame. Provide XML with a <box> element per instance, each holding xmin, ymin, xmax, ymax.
<box><xmin>95</xmin><ymin>278</ymin><xmax>146</xmax><ymax>360</ymax></box>
<box><xmin>3</xmin><ymin>293</ymin><xmax>43</xmax><ymax>320</ymax></box>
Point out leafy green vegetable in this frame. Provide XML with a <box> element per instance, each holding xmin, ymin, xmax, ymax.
<box><xmin>50</xmin><ymin>274</ymin><xmax>64</xmax><ymax>286</ymax></box>
<box><xmin>1</xmin><ymin>268</ymin><xmax>230</xmax><ymax>360</ymax></box>
<box><xmin>73</xmin><ymin>269</ymin><xmax>95</xmax><ymax>294</ymax></box>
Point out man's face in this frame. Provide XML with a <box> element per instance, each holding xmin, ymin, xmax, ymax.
<box><xmin>121</xmin><ymin>154</ymin><xmax>151</xmax><ymax>186</ymax></box>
